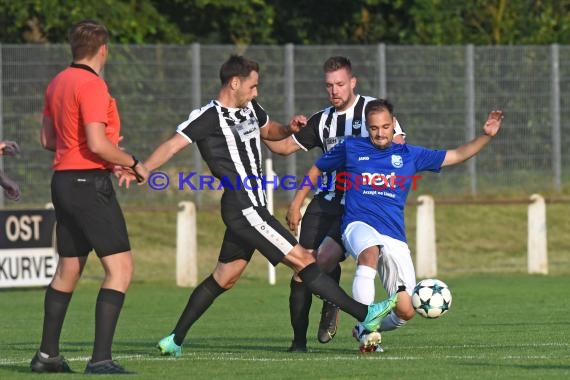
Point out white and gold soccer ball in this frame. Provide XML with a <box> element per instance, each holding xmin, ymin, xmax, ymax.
<box><xmin>412</xmin><ymin>278</ymin><xmax>452</xmax><ymax>318</ymax></box>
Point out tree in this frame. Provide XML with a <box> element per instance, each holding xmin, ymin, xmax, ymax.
<box><xmin>1</xmin><ymin>0</ymin><xmax>569</xmax><ymax>45</ymax></box>
<box><xmin>151</xmin><ymin>0</ymin><xmax>276</xmax><ymax>44</ymax></box>
<box><xmin>0</xmin><ymin>0</ymin><xmax>185</xmax><ymax>43</ymax></box>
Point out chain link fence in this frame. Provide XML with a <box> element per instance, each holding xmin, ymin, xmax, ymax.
<box><xmin>1</xmin><ymin>44</ymin><xmax>568</xmax><ymax>208</ymax></box>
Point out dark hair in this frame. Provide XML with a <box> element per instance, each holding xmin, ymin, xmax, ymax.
<box><xmin>323</xmin><ymin>56</ymin><xmax>353</xmax><ymax>75</ymax></box>
<box><xmin>219</xmin><ymin>55</ymin><xmax>260</xmax><ymax>86</ymax></box>
<box><xmin>364</xmin><ymin>99</ymin><xmax>394</xmax><ymax>120</ymax></box>
<box><xmin>68</xmin><ymin>19</ymin><xmax>109</xmax><ymax>61</ymax></box>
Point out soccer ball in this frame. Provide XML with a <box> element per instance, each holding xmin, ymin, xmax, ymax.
<box><xmin>412</xmin><ymin>278</ymin><xmax>452</xmax><ymax>318</ymax></box>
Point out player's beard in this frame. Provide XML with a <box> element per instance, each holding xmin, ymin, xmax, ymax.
<box><xmin>371</xmin><ymin>136</ymin><xmax>391</xmax><ymax>149</ymax></box>
<box><xmin>331</xmin><ymin>97</ymin><xmax>349</xmax><ymax>111</ymax></box>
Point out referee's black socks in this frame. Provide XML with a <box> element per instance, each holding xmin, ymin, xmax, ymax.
<box><xmin>39</xmin><ymin>286</ymin><xmax>73</xmax><ymax>358</ymax></box>
<box><xmin>92</xmin><ymin>288</ymin><xmax>125</xmax><ymax>363</ymax></box>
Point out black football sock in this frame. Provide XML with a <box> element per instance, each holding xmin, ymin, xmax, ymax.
<box><xmin>39</xmin><ymin>286</ymin><xmax>73</xmax><ymax>357</ymax></box>
<box><xmin>172</xmin><ymin>274</ymin><xmax>226</xmax><ymax>345</ymax></box>
<box><xmin>299</xmin><ymin>263</ymin><xmax>368</xmax><ymax>321</ymax></box>
<box><xmin>320</xmin><ymin>264</ymin><xmax>342</xmax><ymax>309</ymax></box>
<box><xmin>289</xmin><ymin>277</ymin><xmax>312</xmax><ymax>346</ymax></box>
<box><xmin>329</xmin><ymin>264</ymin><xmax>341</xmax><ymax>283</ymax></box>
<box><xmin>91</xmin><ymin>288</ymin><xmax>125</xmax><ymax>363</ymax></box>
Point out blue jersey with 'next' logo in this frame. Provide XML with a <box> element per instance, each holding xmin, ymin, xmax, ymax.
<box><xmin>315</xmin><ymin>136</ymin><xmax>446</xmax><ymax>242</ymax></box>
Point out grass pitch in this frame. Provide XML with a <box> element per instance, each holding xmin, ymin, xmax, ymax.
<box><xmin>1</xmin><ymin>203</ymin><xmax>569</xmax><ymax>378</ymax></box>
<box><xmin>1</xmin><ymin>274</ymin><xmax>569</xmax><ymax>379</ymax></box>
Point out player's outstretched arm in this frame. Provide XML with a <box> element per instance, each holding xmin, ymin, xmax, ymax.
<box><xmin>262</xmin><ymin>136</ymin><xmax>302</xmax><ymax>156</ymax></box>
<box><xmin>261</xmin><ymin>115</ymin><xmax>307</xmax><ymax>142</ymax></box>
<box><xmin>442</xmin><ymin>110</ymin><xmax>503</xmax><ymax>167</ymax></box>
<box><xmin>286</xmin><ymin>165</ymin><xmax>322</xmax><ymax>233</ymax></box>
<box><xmin>119</xmin><ymin>131</ymin><xmax>190</xmax><ymax>188</ymax></box>
<box><xmin>143</xmin><ymin>132</ymin><xmax>190</xmax><ymax>173</ymax></box>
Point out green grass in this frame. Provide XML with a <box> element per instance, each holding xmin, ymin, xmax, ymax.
<box><xmin>1</xmin><ymin>203</ymin><xmax>569</xmax><ymax>379</ymax></box>
<box><xmin>1</xmin><ymin>274</ymin><xmax>569</xmax><ymax>379</ymax></box>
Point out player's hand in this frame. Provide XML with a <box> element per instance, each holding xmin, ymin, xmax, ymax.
<box><xmin>286</xmin><ymin>205</ymin><xmax>302</xmax><ymax>234</ymax></box>
<box><xmin>1</xmin><ymin>175</ymin><xmax>21</xmax><ymax>201</ymax></box>
<box><xmin>393</xmin><ymin>117</ymin><xmax>406</xmax><ymax>144</ymax></box>
<box><xmin>288</xmin><ymin>115</ymin><xmax>307</xmax><ymax>134</ymax></box>
<box><xmin>483</xmin><ymin>110</ymin><xmax>503</xmax><ymax>137</ymax></box>
<box><xmin>0</xmin><ymin>140</ymin><xmax>21</xmax><ymax>156</ymax></box>
<box><xmin>130</xmin><ymin>162</ymin><xmax>149</xmax><ymax>185</ymax></box>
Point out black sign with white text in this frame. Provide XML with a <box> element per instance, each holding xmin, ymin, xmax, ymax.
<box><xmin>0</xmin><ymin>209</ymin><xmax>57</xmax><ymax>288</ymax></box>
<box><xmin>0</xmin><ymin>209</ymin><xmax>56</xmax><ymax>248</ymax></box>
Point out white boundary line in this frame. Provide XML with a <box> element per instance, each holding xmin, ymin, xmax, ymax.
<box><xmin>2</xmin><ymin>344</ymin><xmax>568</xmax><ymax>366</ymax></box>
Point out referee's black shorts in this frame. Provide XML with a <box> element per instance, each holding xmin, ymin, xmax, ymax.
<box><xmin>51</xmin><ymin>170</ymin><xmax>131</xmax><ymax>258</ymax></box>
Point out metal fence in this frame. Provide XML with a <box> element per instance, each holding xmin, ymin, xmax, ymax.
<box><xmin>1</xmin><ymin>44</ymin><xmax>568</xmax><ymax>208</ymax></box>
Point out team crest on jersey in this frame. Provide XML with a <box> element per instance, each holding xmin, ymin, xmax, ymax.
<box><xmin>391</xmin><ymin>154</ymin><xmax>403</xmax><ymax>168</ymax></box>
<box><xmin>352</xmin><ymin>120</ymin><xmax>362</xmax><ymax>130</ymax></box>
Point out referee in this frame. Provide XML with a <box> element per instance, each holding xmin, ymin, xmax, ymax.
<box><xmin>30</xmin><ymin>19</ymin><xmax>147</xmax><ymax>374</ymax></box>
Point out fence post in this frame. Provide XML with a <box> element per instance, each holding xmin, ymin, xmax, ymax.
<box><xmin>177</xmin><ymin>201</ymin><xmax>198</xmax><ymax>287</ymax></box>
<box><xmin>191</xmin><ymin>43</ymin><xmax>203</xmax><ymax>207</ymax></box>
<box><xmin>377</xmin><ymin>43</ymin><xmax>386</xmax><ymax>98</ymax></box>
<box><xmin>551</xmin><ymin>44</ymin><xmax>562</xmax><ymax>192</ymax></box>
<box><xmin>527</xmin><ymin>194</ymin><xmax>548</xmax><ymax>274</ymax></box>
<box><xmin>265</xmin><ymin>157</ymin><xmax>276</xmax><ymax>285</ymax></box>
<box><xmin>465</xmin><ymin>44</ymin><xmax>477</xmax><ymax>196</ymax></box>
<box><xmin>416</xmin><ymin>195</ymin><xmax>437</xmax><ymax>278</ymax></box>
<box><xmin>284</xmin><ymin>43</ymin><xmax>296</xmax><ymax>202</ymax></box>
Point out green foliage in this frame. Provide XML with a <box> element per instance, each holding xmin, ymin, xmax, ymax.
<box><xmin>0</xmin><ymin>0</ymin><xmax>185</xmax><ymax>43</ymax></box>
<box><xmin>152</xmin><ymin>0</ymin><xmax>276</xmax><ymax>44</ymax></box>
<box><xmin>407</xmin><ymin>0</ymin><xmax>570</xmax><ymax>44</ymax></box>
<box><xmin>2</xmin><ymin>0</ymin><xmax>569</xmax><ymax>44</ymax></box>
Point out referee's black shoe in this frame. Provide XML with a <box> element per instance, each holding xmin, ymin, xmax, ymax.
<box><xmin>317</xmin><ymin>301</ymin><xmax>340</xmax><ymax>343</ymax></box>
<box><xmin>287</xmin><ymin>341</ymin><xmax>308</xmax><ymax>353</ymax></box>
<box><xmin>30</xmin><ymin>351</ymin><xmax>73</xmax><ymax>373</ymax></box>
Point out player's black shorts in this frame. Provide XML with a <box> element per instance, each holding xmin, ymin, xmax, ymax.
<box><xmin>219</xmin><ymin>205</ymin><xmax>298</xmax><ymax>266</ymax></box>
<box><xmin>299</xmin><ymin>196</ymin><xmax>345</xmax><ymax>250</ymax></box>
<box><xmin>51</xmin><ymin>170</ymin><xmax>130</xmax><ymax>258</ymax></box>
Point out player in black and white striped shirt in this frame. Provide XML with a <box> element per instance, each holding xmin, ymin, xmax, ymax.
<box><xmin>131</xmin><ymin>55</ymin><xmax>398</xmax><ymax>356</ymax></box>
<box><xmin>266</xmin><ymin>56</ymin><xmax>405</xmax><ymax>352</ymax></box>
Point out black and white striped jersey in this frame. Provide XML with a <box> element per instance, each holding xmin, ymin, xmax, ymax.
<box><xmin>292</xmin><ymin>95</ymin><xmax>404</xmax><ymax>203</ymax></box>
<box><xmin>176</xmin><ymin>99</ymin><xmax>269</xmax><ymax>210</ymax></box>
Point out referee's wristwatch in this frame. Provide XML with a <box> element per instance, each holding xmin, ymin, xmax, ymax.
<box><xmin>130</xmin><ymin>155</ymin><xmax>144</xmax><ymax>183</ymax></box>
<box><xmin>130</xmin><ymin>155</ymin><xmax>139</xmax><ymax>169</ymax></box>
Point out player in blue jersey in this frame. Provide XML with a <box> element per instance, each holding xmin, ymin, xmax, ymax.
<box><xmin>121</xmin><ymin>56</ymin><xmax>400</xmax><ymax>357</ymax></box>
<box><xmin>292</xmin><ymin>99</ymin><xmax>503</xmax><ymax>351</ymax></box>
<box><xmin>266</xmin><ymin>56</ymin><xmax>406</xmax><ymax>352</ymax></box>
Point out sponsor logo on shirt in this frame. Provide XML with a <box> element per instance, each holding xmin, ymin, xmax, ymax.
<box><xmin>324</xmin><ymin>136</ymin><xmax>344</xmax><ymax>152</ymax></box>
<box><xmin>234</xmin><ymin>119</ymin><xmax>259</xmax><ymax>142</ymax></box>
<box><xmin>358</xmin><ymin>156</ymin><xmax>370</xmax><ymax>161</ymax></box>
